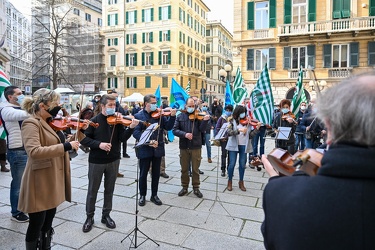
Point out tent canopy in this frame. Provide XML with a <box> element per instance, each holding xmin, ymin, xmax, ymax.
<box><xmin>122</xmin><ymin>93</ymin><xmax>144</xmax><ymax>102</ymax></box>
<box><xmin>54</xmin><ymin>87</ymin><xmax>75</xmax><ymax>93</ymax></box>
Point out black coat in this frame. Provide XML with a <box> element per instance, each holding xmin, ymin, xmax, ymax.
<box><xmin>261</xmin><ymin>143</ymin><xmax>375</xmax><ymax>250</ymax></box>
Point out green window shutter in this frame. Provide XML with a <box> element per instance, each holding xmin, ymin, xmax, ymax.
<box><xmin>159</xmin><ymin>31</ymin><xmax>162</xmax><ymax>42</ymax></box>
<box><xmin>246</xmin><ymin>49</ymin><xmax>254</xmax><ymax>70</ymax></box>
<box><xmin>134</xmin><ymin>53</ymin><xmax>137</xmax><ymax>66</ymax></box>
<box><xmin>308</xmin><ymin>0</ymin><xmax>316</xmax><ymax>21</ymax></box>
<box><xmin>115</xmin><ymin>14</ymin><xmax>118</xmax><ymax>25</ymax></box>
<box><xmin>126</xmin><ymin>34</ymin><xmax>129</xmax><ymax>44</ymax></box>
<box><xmin>183</xmin><ymin>10</ymin><xmax>185</xmax><ymax>23</ymax></box>
<box><xmin>269</xmin><ymin>48</ymin><xmax>276</xmax><ymax>69</ymax></box>
<box><xmin>168</xmin><ymin>6</ymin><xmax>171</xmax><ymax>19</ymax></box>
<box><xmin>167</xmin><ymin>30</ymin><xmax>170</xmax><ymax>41</ymax></box>
<box><xmin>350</xmin><ymin>42</ymin><xmax>359</xmax><ymax>67</ymax></box>
<box><xmin>179</xmin><ymin>7</ymin><xmax>182</xmax><ymax>21</ymax></box>
<box><xmin>134</xmin><ymin>77</ymin><xmax>137</xmax><ymax>88</ymax></box>
<box><xmin>142</xmin><ymin>33</ymin><xmax>145</xmax><ymax>43</ymax></box>
<box><xmin>179</xmin><ymin>31</ymin><xmax>182</xmax><ymax>42</ymax></box>
<box><xmin>151</xmin><ymin>52</ymin><xmax>154</xmax><ymax>65</ymax></box>
<box><xmin>333</xmin><ymin>0</ymin><xmax>342</xmax><ymax>19</ymax></box>
<box><xmin>247</xmin><ymin>2</ymin><xmax>254</xmax><ymax>30</ymax></box>
<box><xmin>151</xmin><ymin>8</ymin><xmax>154</xmax><ymax>21</ymax></box>
<box><xmin>283</xmin><ymin>46</ymin><xmax>291</xmax><ymax>69</ymax></box>
<box><xmin>323</xmin><ymin>44</ymin><xmax>332</xmax><ymax>68</ymax></box>
<box><xmin>134</xmin><ymin>34</ymin><xmax>137</xmax><ymax>44</ymax></box>
<box><xmin>107</xmin><ymin>15</ymin><xmax>110</xmax><ymax>26</ymax></box>
<box><xmin>183</xmin><ymin>34</ymin><xmax>185</xmax><ymax>44</ymax></box>
<box><xmin>269</xmin><ymin>0</ymin><xmax>276</xmax><ymax>28</ymax></box>
<box><xmin>134</xmin><ymin>10</ymin><xmax>137</xmax><ymax>23</ymax></box>
<box><xmin>368</xmin><ymin>42</ymin><xmax>375</xmax><ymax>65</ymax></box>
<box><xmin>127</xmin><ymin>77</ymin><xmax>130</xmax><ymax>88</ymax></box>
<box><xmin>159</xmin><ymin>7</ymin><xmax>162</xmax><ymax>20</ymax></box>
<box><xmin>145</xmin><ymin>76</ymin><xmax>151</xmax><ymax>88</ymax></box>
<box><xmin>342</xmin><ymin>0</ymin><xmax>351</xmax><ymax>18</ymax></box>
<box><xmin>284</xmin><ymin>0</ymin><xmax>292</xmax><ymax>24</ymax></box>
<box><xmin>142</xmin><ymin>9</ymin><xmax>145</xmax><ymax>22</ymax></box>
<box><xmin>158</xmin><ymin>51</ymin><xmax>162</xmax><ymax>65</ymax></box>
<box><xmin>107</xmin><ymin>78</ymin><xmax>111</xmax><ymax>89</ymax></box>
<box><xmin>126</xmin><ymin>12</ymin><xmax>128</xmax><ymax>24</ymax></box>
<box><xmin>168</xmin><ymin>51</ymin><xmax>171</xmax><ymax>64</ymax></box>
<box><xmin>114</xmin><ymin>38</ymin><xmax>118</xmax><ymax>45</ymax></box>
<box><xmin>370</xmin><ymin>0</ymin><xmax>375</xmax><ymax>16</ymax></box>
<box><xmin>126</xmin><ymin>54</ymin><xmax>129</xmax><ymax>66</ymax></box>
<box><xmin>114</xmin><ymin>78</ymin><xmax>118</xmax><ymax>88</ymax></box>
<box><xmin>142</xmin><ymin>52</ymin><xmax>145</xmax><ymax>66</ymax></box>
<box><xmin>150</xmin><ymin>32</ymin><xmax>153</xmax><ymax>42</ymax></box>
<box><xmin>307</xmin><ymin>45</ymin><xmax>316</xmax><ymax>68</ymax></box>
<box><xmin>108</xmin><ymin>39</ymin><xmax>111</xmax><ymax>46</ymax></box>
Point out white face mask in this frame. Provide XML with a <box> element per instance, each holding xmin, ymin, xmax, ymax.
<box><xmin>300</xmin><ymin>106</ymin><xmax>306</xmax><ymax>111</ymax></box>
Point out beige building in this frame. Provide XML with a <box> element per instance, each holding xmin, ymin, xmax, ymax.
<box><xmin>205</xmin><ymin>20</ymin><xmax>233</xmax><ymax>103</ymax></box>
<box><xmin>233</xmin><ymin>0</ymin><xmax>375</xmax><ymax>104</ymax></box>
<box><xmin>102</xmin><ymin>0</ymin><xmax>210</xmax><ymax>101</ymax></box>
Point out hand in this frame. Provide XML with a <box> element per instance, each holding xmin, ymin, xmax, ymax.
<box><xmin>256</xmin><ymin>122</ymin><xmax>262</xmax><ymax>130</ymax></box>
<box><xmin>170</xmin><ymin>109</ymin><xmax>177</xmax><ymax>116</ymax></box>
<box><xmin>286</xmin><ymin>117</ymin><xmax>294</xmax><ymax>123</ymax></box>
<box><xmin>239</xmin><ymin>127</ymin><xmax>247</xmax><ymax>134</ymax></box>
<box><xmin>148</xmin><ymin>140</ymin><xmax>158</xmax><ymax>148</ymax></box>
<box><xmin>321</xmin><ymin>129</ymin><xmax>326</xmax><ymax>135</ymax></box>
<box><xmin>261</xmin><ymin>155</ymin><xmax>279</xmax><ymax>177</ymax></box>
<box><xmin>129</xmin><ymin>119</ymin><xmax>139</xmax><ymax>128</ymax></box>
<box><xmin>306</xmin><ymin>126</ymin><xmax>310</xmax><ymax>131</ymax></box>
<box><xmin>81</xmin><ymin>119</ymin><xmax>90</xmax><ymax>130</ymax></box>
<box><xmin>99</xmin><ymin>142</ymin><xmax>112</xmax><ymax>152</ymax></box>
<box><xmin>203</xmin><ymin>115</ymin><xmax>210</xmax><ymax>121</ymax></box>
<box><xmin>70</xmin><ymin>141</ymin><xmax>79</xmax><ymax>151</ymax></box>
<box><xmin>185</xmin><ymin>133</ymin><xmax>193</xmax><ymax>140</ymax></box>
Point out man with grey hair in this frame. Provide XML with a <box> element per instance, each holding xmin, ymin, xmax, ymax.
<box><xmin>260</xmin><ymin>72</ymin><xmax>375</xmax><ymax>249</ymax></box>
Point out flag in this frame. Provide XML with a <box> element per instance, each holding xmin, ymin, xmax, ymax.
<box><xmin>250</xmin><ymin>64</ymin><xmax>274</xmax><ymax>125</ymax></box>
<box><xmin>232</xmin><ymin>67</ymin><xmax>247</xmax><ymax>105</ymax></box>
<box><xmin>0</xmin><ymin>67</ymin><xmax>11</xmax><ymax>139</ymax></box>
<box><xmin>154</xmin><ymin>85</ymin><xmax>161</xmax><ymax>106</ymax></box>
<box><xmin>170</xmin><ymin>78</ymin><xmax>189</xmax><ymax>110</ymax></box>
<box><xmin>291</xmin><ymin>66</ymin><xmax>307</xmax><ymax>117</ymax></box>
<box><xmin>185</xmin><ymin>81</ymin><xmax>191</xmax><ymax>96</ymax></box>
<box><xmin>0</xmin><ymin>29</ymin><xmax>6</xmax><ymax>48</ymax></box>
<box><xmin>224</xmin><ymin>80</ymin><xmax>234</xmax><ymax>107</ymax></box>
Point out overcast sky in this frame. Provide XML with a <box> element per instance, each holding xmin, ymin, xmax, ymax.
<box><xmin>204</xmin><ymin>0</ymin><xmax>234</xmax><ymax>34</ymax></box>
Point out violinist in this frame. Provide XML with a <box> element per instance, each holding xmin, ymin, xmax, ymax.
<box><xmin>18</xmin><ymin>89</ymin><xmax>89</xmax><ymax>249</ymax></box>
<box><xmin>80</xmin><ymin>94</ymin><xmax>139</xmax><ymax>233</ymax></box>
<box><xmin>261</xmin><ymin>73</ymin><xmax>375</xmax><ymax>249</ymax></box>
<box><xmin>294</xmin><ymin>101</ymin><xmax>307</xmax><ymax>151</ymax></box>
<box><xmin>173</xmin><ymin>98</ymin><xmax>210</xmax><ymax>198</ymax></box>
<box><xmin>133</xmin><ymin>94</ymin><xmax>176</xmax><ymax>207</ymax></box>
<box><xmin>272</xmin><ymin>99</ymin><xmax>297</xmax><ymax>154</ymax></box>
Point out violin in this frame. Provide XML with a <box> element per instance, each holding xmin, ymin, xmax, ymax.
<box><xmin>282</xmin><ymin>112</ymin><xmax>296</xmax><ymax>121</ymax></box>
<box><xmin>106</xmin><ymin>114</ymin><xmax>149</xmax><ymax>127</ymax></box>
<box><xmin>188</xmin><ymin>110</ymin><xmax>207</xmax><ymax>120</ymax></box>
<box><xmin>48</xmin><ymin>117</ymin><xmax>99</xmax><ymax>131</ymax></box>
<box><xmin>151</xmin><ymin>108</ymin><xmax>173</xmax><ymax>119</ymax></box>
<box><xmin>240</xmin><ymin>117</ymin><xmax>261</xmax><ymax>126</ymax></box>
<box><xmin>267</xmin><ymin>148</ymin><xmax>323</xmax><ymax>176</ymax></box>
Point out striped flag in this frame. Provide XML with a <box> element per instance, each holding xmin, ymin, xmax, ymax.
<box><xmin>185</xmin><ymin>81</ymin><xmax>191</xmax><ymax>96</ymax></box>
<box><xmin>0</xmin><ymin>67</ymin><xmax>11</xmax><ymax>139</ymax></box>
<box><xmin>291</xmin><ymin>66</ymin><xmax>307</xmax><ymax>117</ymax></box>
<box><xmin>233</xmin><ymin>67</ymin><xmax>247</xmax><ymax>105</ymax></box>
<box><xmin>250</xmin><ymin>64</ymin><xmax>274</xmax><ymax>125</ymax></box>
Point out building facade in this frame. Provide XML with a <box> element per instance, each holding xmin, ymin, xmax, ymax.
<box><xmin>233</xmin><ymin>0</ymin><xmax>375</xmax><ymax>104</ymax></box>
<box><xmin>205</xmin><ymin>20</ymin><xmax>233</xmax><ymax>103</ymax></box>
<box><xmin>5</xmin><ymin>1</ymin><xmax>32</xmax><ymax>93</ymax></box>
<box><xmin>102</xmin><ymin>0</ymin><xmax>210</xmax><ymax>100</ymax></box>
<box><xmin>0</xmin><ymin>0</ymin><xmax>11</xmax><ymax>73</ymax></box>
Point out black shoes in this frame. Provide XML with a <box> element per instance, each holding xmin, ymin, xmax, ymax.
<box><xmin>150</xmin><ymin>195</ymin><xmax>163</xmax><ymax>205</ymax></box>
<box><xmin>101</xmin><ymin>215</ymin><xmax>116</xmax><ymax>229</ymax></box>
<box><xmin>188</xmin><ymin>170</ymin><xmax>204</xmax><ymax>176</ymax></box>
<box><xmin>82</xmin><ymin>216</ymin><xmax>94</xmax><ymax>233</ymax></box>
<box><xmin>199</xmin><ymin>170</ymin><xmax>204</xmax><ymax>174</ymax></box>
<box><xmin>160</xmin><ymin>172</ymin><xmax>169</xmax><ymax>178</ymax></box>
<box><xmin>221</xmin><ymin>171</ymin><xmax>226</xmax><ymax>177</ymax></box>
<box><xmin>178</xmin><ymin>188</ymin><xmax>188</xmax><ymax>196</ymax></box>
<box><xmin>139</xmin><ymin>195</ymin><xmax>146</xmax><ymax>206</ymax></box>
<box><xmin>193</xmin><ymin>188</ymin><xmax>203</xmax><ymax>198</ymax></box>
<box><xmin>123</xmin><ymin>153</ymin><xmax>130</xmax><ymax>158</ymax></box>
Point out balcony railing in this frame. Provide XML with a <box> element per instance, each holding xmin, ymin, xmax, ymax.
<box><xmin>161</xmin><ymin>64</ymin><xmax>169</xmax><ymax>69</ymax></box>
<box><xmin>250</xmin><ymin>29</ymin><xmax>275</xmax><ymax>39</ymax></box>
<box><xmin>128</xmin><ymin>66</ymin><xmax>135</xmax><ymax>70</ymax></box>
<box><xmin>145</xmin><ymin>65</ymin><xmax>151</xmax><ymax>69</ymax></box>
<box><xmin>328</xmin><ymin>68</ymin><xmax>351</xmax><ymax>78</ymax></box>
<box><xmin>279</xmin><ymin>16</ymin><xmax>375</xmax><ymax>36</ymax></box>
<box><xmin>288</xmin><ymin>69</ymin><xmax>307</xmax><ymax>79</ymax></box>
<box><xmin>253</xmin><ymin>71</ymin><xmax>262</xmax><ymax>79</ymax></box>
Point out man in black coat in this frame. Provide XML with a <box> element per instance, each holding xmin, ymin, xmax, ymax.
<box><xmin>261</xmin><ymin>73</ymin><xmax>375</xmax><ymax>250</ymax></box>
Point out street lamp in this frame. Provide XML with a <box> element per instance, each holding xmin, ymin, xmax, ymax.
<box><xmin>309</xmin><ymin>80</ymin><xmax>326</xmax><ymax>91</ymax></box>
<box><xmin>219</xmin><ymin>64</ymin><xmax>233</xmax><ymax>83</ymax></box>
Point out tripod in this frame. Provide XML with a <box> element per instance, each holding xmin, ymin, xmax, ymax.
<box><xmin>121</xmin><ymin>124</ymin><xmax>160</xmax><ymax>248</ymax></box>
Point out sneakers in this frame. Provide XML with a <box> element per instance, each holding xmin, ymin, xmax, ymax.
<box><xmin>11</xmin><ymin>213</ymin><xmax>29</xmax><ymax>223</ymax></box>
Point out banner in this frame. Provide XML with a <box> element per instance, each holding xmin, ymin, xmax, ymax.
<box><xmin>154</xmin><ymin>85</ymin><xmax>161</xmax><ymax>107</ymax></box>
<box><xmin>291</xmin><ymin>66</ymin><xmax>307</xmax><ymax>117</ymax></box>
<box><xmin>170</xmin><ymin>78</ymin><xmax>189</xmax><ymax>110</ymax></box>
<box><xmin>233</xmin><ymin>67</ymin><xmax>247</xmax><ymax>105</ymax></box>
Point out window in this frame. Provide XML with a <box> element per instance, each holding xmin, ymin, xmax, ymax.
<box><xmin>206</xmin><ymin>29</ymin><xmax>211</xmax><ymax>36</ymax></box>
<box><xmin>85</xmin><ymin>13</ymin><xmax>91</xmax><ymax>22</ymax></box>
<box><xmin>98</xmin><ymin>18</ymin><xmax>102</xmax><ymax>26</ymax></box>
<box><xmin>292</xmin><ymin>0</ymin><xmax>307</xmax><ymax>23</ymax></box>
<box><xmin>127</xmin><ymin>77</ymin><xmax>137</xmax><ymax>88</ymax></box>
<box><xmin>109</xmin><ymin>54</ymin><xmax>116</xmax><ymax>66</ymax></box>
<box><xmin>143</xmin><ymin>32</ymin><xmax>153</xmax><ymax>43</ymax></box>
<box><xmin>73</xmin><ymin>8</ymin><xmax>80</xmax><ymax>16</ymax></box>
<box><xmin>145</xmin><ymin>76</ymin><xmax>151</xmax><ymax>88</ymax></box>
<box><xmin>127</xmin><ymin>34</ymin><xmax>137</xmax><ymax>44</ymax></box>
<box><xmin>126</xmin><ymin>10</ymin><xmax>137</xmax><ymax>24</ymax></box>
<box><xmin>206</xmin><ymin>57</ymin><xmax>211</xmax><ymax>64</ymax></box>
<box><xmin>107</xmin><ymin>38</ymin><xmax>118</xmax><ymax>46</ymax></box>
<box><xmin>160</xmin><ymin>30</ymin><xmax>170</xmax><ymax>42</ymax></box>
<box><xmin>108</xmin><ymin>0</ymin><xmax>117</xmax><ymax>4</ymax></box>
<box><xmin>206</xmin><ymin>71</ymin><xmax>211</xmax><ymax>78</ymax></box>
<box><xmin>333</xmin><ymin>0</ymin><xmax>350</xmax><ymax>19</ymax></box>
<box><xmin>162</xmin><ymin>51</ymin><xmax>170</xmax><ymax>64</ymax></box>
<box><xmin>255</xmin><ymin>1</ymin><xmax>269</xmax><ymax>29</ymax></box>
<box><xmin>160</xmin><ymin>6</ymin><xmax>171</xmax><ymax>20</ymax></box>
<box><xmin>108</xmin><ymin>14</ymin><xmax>118</xmax><ymax>26</ymax></box>
<box><xmin>332</xmin><ymin>44</ymin><xmax>348</xmax><ymax>67</ymax></box>
<box><xmin>162</xmin><ymin>77</ymin><xmax>168</xmax><ymax>87</ymax></box>
<box><xmin>179</xmin><ymin>52</ymin><xmax>185</xmax><ymax>66</ymax></box>
<box><xmin>187</xmin><ymin>55</ymin><xmax>192</xmax><ymax>67</ymax></box>
<box><xmin>142</xmin><ymin>52</ymin><xmax>154</xmax><ymax>66</ymax></box>
<box><xmin>107</xmin><ymin>78</ymin><xmax>118</xmax><ymax>88</ymax></box>
<box><xmin>126</xmin><ymin>53</ymin><xmax>137</xmax><ymax>66</ymax></box>
<box><xmin>255</xmin><ymin>49</ymin><xmax>269</xmax><ymax>70</ymax></box>
<box><xmin>291</xmin><ymin>47</ymin><xmax>306</xmax><ymax>69</ymax></box>
<box><xmin>143</xmin><ymin>8</ymin><xmax>153</xmax><ymax>22</ymax></box>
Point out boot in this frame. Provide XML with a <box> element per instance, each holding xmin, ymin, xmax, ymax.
<box><xmin>39</xmin><ymin>228</ymin><xmax>54</xmax><ymax>250</ymax></box>
<box><xmin>0</xmin><ymin>160</ymin><xmax>9</xmax><ymax>172</ymax></box>
<box><xmin>227</xmin><ymin>180</ymin><xmax>232</xmax><ymax>191</ymax></box>
<box><xmin>25</xmin><ymin>240</ymin><xmax>38</xmax><ymax>250</ymax></box>
<box><xmin>239</xmin><ymin>180</ymin><xmax>246</xmax><ymax>192</ymax></box>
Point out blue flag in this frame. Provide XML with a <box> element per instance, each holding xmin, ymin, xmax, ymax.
<box><xmin>170</xmin><ymin>78</ymin><xmax>189</xmax><ymax>110</ymax></box>
<box><xmin>154</xmin><ymin>85</ymin><xmax>161</xmax><ymax>106</ymax></box>
<box><xmin>225</xmin><ymin>80</ymin><xmax>234</xmax><ymax>107</ymax></box>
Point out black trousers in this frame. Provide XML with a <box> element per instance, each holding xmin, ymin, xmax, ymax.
<box><xmin>26</xmin><ymin>208</ymin><xmax>56</xmax><ymax>242</ymax></box>
<box><xmin>139</xmin><ymin>157</ymin><xmax>161</xmax><ymax>196</ymax></box>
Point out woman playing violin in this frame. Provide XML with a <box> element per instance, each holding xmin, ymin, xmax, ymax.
<box><xmin>272</xmin><ymin>99</ymin><xmax>297</xmax><ymax>154</ymax></box>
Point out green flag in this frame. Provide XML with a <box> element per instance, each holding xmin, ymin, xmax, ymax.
<box><xmin>185</xmin><ymin>81</ymin><xmax>191</xmax><ymax>97</ymax></box>
<box><xmin>0</xmin><ymin>67</ymin><xmax>11</xmax><ymax>139</ymax></box>
<box><xmin>233</xmin><ymin>67</ymin><xmax>247</xmax><ymax>105</ymax></box>
<box><xmin>291</xmin><ymin>66</ymin><xmax>307</xmax><ymax>117</ymax></box>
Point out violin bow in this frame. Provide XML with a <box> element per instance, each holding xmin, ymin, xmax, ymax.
<box><xmin>155</xmin><ymin>105</ymin><xmax>163</xmax><ymax>146</ymax></box>
<box><xmin>309</xmin><ymin>68</ymin><xmax>322</xmax><ymax>99</ymax></box>
<box><xmin>75</xmin><ymin>84</ymin><xmax>85</xmax><ymax>141</ymax></box>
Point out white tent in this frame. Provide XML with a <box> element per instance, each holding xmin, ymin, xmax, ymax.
<box><xmin>122</xmin><ymin>93</ymin><xmax>144</xmax><ymax>102</ymax></box>
<box><xmin>54</xmin><ymin>87</ymin><xmax>75</xmax><ymax>93</ymax></box>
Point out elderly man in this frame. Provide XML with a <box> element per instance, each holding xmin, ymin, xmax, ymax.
<box><xmin>261</xmin><ymin>72</ymin><xmax>375</xmax><ymax>249</ymax></box>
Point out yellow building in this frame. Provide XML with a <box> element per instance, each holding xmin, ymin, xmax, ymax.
<box><xmin>233</xmin><ymin>0</ymin><xmax>375</xmax><ymax>103</ymax></box>
<box><xmin>102</xmin><ymin>0</ymin><xmax>210</xmax><ymax>101</ymax></box>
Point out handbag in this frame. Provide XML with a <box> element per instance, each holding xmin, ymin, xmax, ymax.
<box><xmin>305</xmin><ymin>131</ymin><xmax>312</xmax><ymax>140</ymax></box>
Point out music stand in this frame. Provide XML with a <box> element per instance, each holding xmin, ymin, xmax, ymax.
<box><xmin>121</xmin><ymin>123</ymin><xmax>160</xmax><ymax>248</ymax></box>
<box><xmin>275</xmin><ymin>127</ymin><xmax>292</xmax><ymax>140</ymax></box>
<box><xmin>205</xmin><ymin>123</ymin><xmax>234</xmax><ymax>223</ymax></box>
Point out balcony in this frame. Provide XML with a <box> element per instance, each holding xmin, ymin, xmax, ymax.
<box><xmin>279</xmin><ymin>16</ymin><xmax>375</xmax><ymax>37</ymax></box>
<box><xmin>288</xmin><ymin>69</ymin><xmax>307</xmax><ymax>79</ymax></box>
<box><xmin>128</xmin><ymin>66</ymin><xmax>135</xmax><ymax>70</ymax></box>
<box><xmin>145</xmin><ymin>65</ymin><xmax>151</xmax><ymax>69</ymax></box>
<box><xmin>249</xmin><ymin>29</ymin><xmax>275</xmax><ymax>39</ymax></box>
<box><xmin>105</xmin><ymin>66</ymin><xmax>117</xmax><ymax>75</ymax></box>
<box><xmin>161</xmin><ymin>64</ymin><xmax>169</xmax><ymax>69</ymax></box>
<box><xmin>328</xmin><ymin>68</ymin><xmax>351</xmax><ymax>78</ymax></box>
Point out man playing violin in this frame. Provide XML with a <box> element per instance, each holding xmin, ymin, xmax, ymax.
<box><xmin>80</xmin><ymin>94</ymin><xmax>139</xmax><ymax>233</ymax></box>
<box><xmin>173</xmin><ymin>98</ymin><xmax>210</xmax><ymax>198</ymax></box>
<box><xmin>261</xmin><ymin>72</ymin><xmax>375</xmax><ymax>249</ymax></box>
<box><xmin>133</xmin><ymin>94</ymin><xmax>176</xmax><ymax>207</ymax></box>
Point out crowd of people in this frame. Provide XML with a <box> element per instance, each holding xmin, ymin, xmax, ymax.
<box><xmin>1</xmin><ymin>71</ymin><xmax>374</xmax><ymax>249</ymax></box>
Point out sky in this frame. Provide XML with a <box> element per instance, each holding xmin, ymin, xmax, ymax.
<box><xmin>9</xmin><ymin>0</ymin><xmax>32</xmax><ymax>20</ymax></box>
<box><xmin>204</xmin><ymin>0</ymin><xmax>234</xmax><ymax>34</ymax></box>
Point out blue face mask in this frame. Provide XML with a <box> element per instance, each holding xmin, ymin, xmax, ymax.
<box><xmin>149</xmin><ymin>103</ymin><xmax>157</xmax><ymax>112</ymax></box>
<box><xmin>282</xmin><ymin>108</ymin><xmax>289</xmax><ymax>114</ymax></box>
<box><xmin>187</xmin><ymin>107</ymin><xmax>195</xmax><ymax>113</ymax></box>
<box><xmin>240</xmin><ymin>113</ymin><xmax>246</xmax><ymax>119</ymax></box>
<box><xmin>16</xmin><ymin>94</ymin><xmax>25</xmax><ymax>105</ymax></box>
<box><xmin>106</xmin><ymin>107</ymin><xmax>115</xmax><ymax>116</ymax></box>
<box><xmin>202</xmin><ymin>106</ymin><xmax>207</xmax><ymax>111</ymax></box>
<box><xmin>225</xmin><ymin>111</ymin><xmax>232</xmax><ymax>117</ymax></box>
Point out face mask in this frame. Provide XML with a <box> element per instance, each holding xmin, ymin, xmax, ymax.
<box><xmin>47</xmin><ymin>106</ymin><xmax>61</xmax><ymax>117</ymax></box>
<box><xmin>135</xmin><ymin>104</ymin><xmax>139</xmax><ymax>108</ymax></box>
<box><xmin>225</xmin><ymin>111</ymin><xmax>232</xmax><ymax>117</ymax></box>
<box><xmin>149</xmin><ymin>103</ymin><xmax>157</xmax><ymax>112</ymax></box>
<box><xmin>300</xmin><ymin>106</ymin><xmax>306</xmax><ymax>111</ymax></box>
<box><xmin>239</xmin><ymin>113</ymin><xmax>246</xmax><ymax>119</ymax></box>
<box><xmin>106</xmin><ymin>107</ymin><xmax>115</xmax><ymax>116</ymax></box>
<box><xmin>15</xmin><ymin>94</ymin><xmax>25</xmax><ymax>105</ymax></box>
<box><xmin>187</xmin><ymin>107</ymin><xmax>195</xmax><ymax>113</ymax></box>
<box><xmin>94</xmin><ymin>98</ymin><xmax>99</xmax><ymax>102</ymax></box>
<box><xmin>281</xmin><ymin>108</ymin><xmax>289</xmax><ymax>114</ymax></box>
<box><xmin>202</xmin><ymin>106</ymin><xmax>207</xmax><ymax>111</ymax></box>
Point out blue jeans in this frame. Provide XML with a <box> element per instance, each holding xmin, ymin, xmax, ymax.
<box><xmin>227</xmin><ymin>145</ymin><xmax>247</xmax><ymax>181</ymax></box>
<box><xmin>252</xmin><ymin>127</ymin><xmax>266</xmax><ymax>157</ymax></box>
<box><xmin>7</xmin><ymin>149</ymin><xmax>27</xmax><ymax>216</ymax></box>
<box><xmin>295</xmin><ymin>133</ymin><xmax>305</xmax><ymax>151</ymax></box>
<box><xmin>205</xmin><ymin>133</ymin><xmax>212</xmax><ymax>159</ymax></box>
